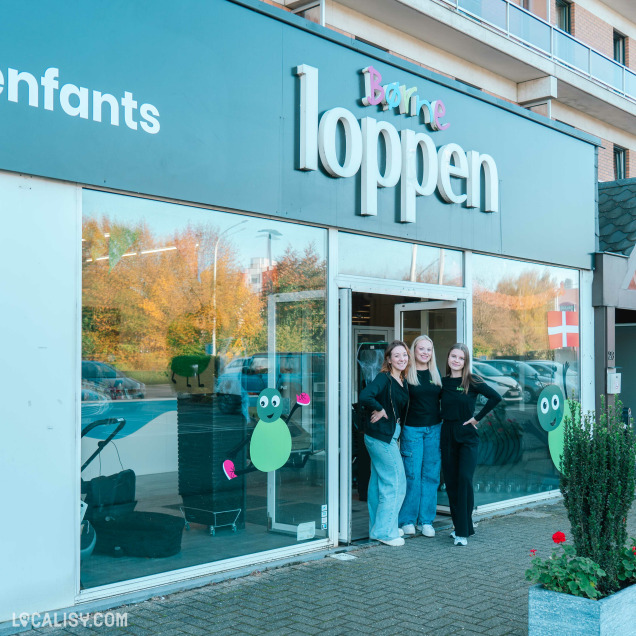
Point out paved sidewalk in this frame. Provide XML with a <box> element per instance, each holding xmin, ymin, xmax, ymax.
<box><xmin>24</xmin><ymin>500</ymin><xmax>636</xmax><ymax>635</ymax></box>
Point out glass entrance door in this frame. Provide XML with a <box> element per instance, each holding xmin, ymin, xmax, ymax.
<box><xmin>340</xmin><ymin>293</ymin><xmax>465</xmax><ymax>543</ymax></box>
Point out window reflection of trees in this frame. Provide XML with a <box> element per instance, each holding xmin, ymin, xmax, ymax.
<box><xmin>81</xmin><ymin>218</ymin><xmax>327</xmax><ymax>381</ymax></box>
<box><xmin>473</xmin><ymin>269</ymin><xmax>560</xmax><ymax>359</ymax></box>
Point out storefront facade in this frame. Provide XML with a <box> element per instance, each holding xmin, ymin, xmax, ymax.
<box><xmin>2</xmin><ymin>0</ymin><xmax>598</xmax><ymax>622</ymax></box>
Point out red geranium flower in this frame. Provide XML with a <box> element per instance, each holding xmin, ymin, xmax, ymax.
<box><xmin>632</xmin><ymin>546</ymin><xmax>636</xmax><ymax>556</ymax></box>
<box><xmin>530</xmin><ymin>549</ymin><xmax>537</xmax><ymax>556</ymax></box>
<box><xmin>552</xmin><ymin>531</ymin><xmax>566</xmax><ymax>544</ymax></box>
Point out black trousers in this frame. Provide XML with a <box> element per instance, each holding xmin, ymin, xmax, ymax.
<box><xmin>441</xmin><ymin>421</ymin><xmax>479</xmax><ymax>538</ymax></box>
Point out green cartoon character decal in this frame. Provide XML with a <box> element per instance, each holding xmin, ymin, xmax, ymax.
<box><xmin>537</xmin><ymin>384</ymin><xmax>570</xmax><ymax>473</ymax></box>
<box><xmin>223</xmin><ymin>389</ymin><xmax>311</xmax><ymax>479</ymax></box>
<box><xmin>537</xmin><ymin>385</ymin><xmax>564</xmax><ymax>432</ymax></box>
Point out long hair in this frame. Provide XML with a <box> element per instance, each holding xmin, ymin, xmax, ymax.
<box><xmin>445</xmin><ymin>342</ymin><xmax>481</xmax><ymax>392</ymax></box>
<box><xmin>380</xmin><ymin>340</ymin><xmax>410</xmax><ymax>381</ymax></box>
<box><xmin>407</xmin><ymin>335</ymin><xmax>441</xmax><ymax>387</ymax></box>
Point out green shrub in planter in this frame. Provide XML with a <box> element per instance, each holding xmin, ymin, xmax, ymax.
<box><xmin>525</xmin><ymin>532</ymin><xmax>606</xmax><ymax>599</ymax></box>
<box><xmin>560</xmin><ymin>398</ymin><xmax>636</xmax><ymax>595</ymax></box>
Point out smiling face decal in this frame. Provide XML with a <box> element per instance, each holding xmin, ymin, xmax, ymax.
<box><xmin>537</xmin><ymin>385</ymin><xmax>565</xmax><ymax>432</ymax></box>
<box><xmin>257</xmin><ymin>388</ymin><xmax>284</xmax><ymax>421</ymax></box>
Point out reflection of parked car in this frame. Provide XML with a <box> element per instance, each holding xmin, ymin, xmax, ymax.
<box><xmin>215</xmin><ymin>352</ymin><xmax>325</xmax><ymax>418</ymax></box>
<box><xmin>525</xmin><ymin>360</ymin><xmax>578</xmax><ymax>399</ymax></box>
<box><xmin>81</xmin><ymin>384</ymin><xmax>110</xmax><ymax>402</ymax></box>
<box><xmin>472</xmin><ymin>362</ymin><xmax>522</xmax><ymax>404</ymax></box>
<box><xmin>215</xmin><ymin>357</ymin><xmax>250</xmax><ymax>413</ymax></box>
<box><xmin>81</xmin><ymin>361</ymin><xmax>146</xmax><ymax>399</ymax></box>
<box><xmin>480</xmin><ymin>359</ymin><xmax>548</xmax><ymax>404</ymax></box>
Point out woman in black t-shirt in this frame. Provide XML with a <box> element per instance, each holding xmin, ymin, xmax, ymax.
<box><xmin>441</xmin><ymin>343</ymin><xmax>501</xmax><ymax>546</ymax></box>
<box><xmin>398</xmin><ymin>335</ymin><xmax>442</xmax><ymax>538</ymax></box>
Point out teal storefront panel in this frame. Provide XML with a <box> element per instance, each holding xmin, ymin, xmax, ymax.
<box><xmin>0</xmin><ymin>0</ymin><xmax>596</xmax><ymax>267</ymax></box>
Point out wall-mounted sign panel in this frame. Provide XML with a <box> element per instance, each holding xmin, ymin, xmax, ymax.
<box><xmin>0</xmin><ymin>0</ymin><xmax>597</xmax><ymax>268</ymax></box>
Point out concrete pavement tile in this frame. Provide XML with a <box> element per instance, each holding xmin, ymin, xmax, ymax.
<box><xmin>479</xmin><ymin>624</ymin><xmax>524</xmax><ymax>636</ymax></box>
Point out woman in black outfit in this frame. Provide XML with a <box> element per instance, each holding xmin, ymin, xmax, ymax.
<box><xmin>398</xmin><ymin>335</ymin><xmax>442</xmax><ymax>538</ymax></box>
<box><xmin>441</xmin><ymin>343</ymin><xmax>501</xmax><ymax>546</ymax></box>
<box><xmin>359</xmin><ymin>340</ymin><xmax>410</xmax><ymax>547</ymax></box>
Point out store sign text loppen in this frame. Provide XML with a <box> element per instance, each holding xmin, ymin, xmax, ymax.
<box><xmin>295</xmin><ymin>64</ymin><xmax>499</xmax><ymax>222</ymax></box>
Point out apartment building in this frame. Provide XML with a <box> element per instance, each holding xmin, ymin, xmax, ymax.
<box><xmin>278</xmin><ymin>0</ymin><xmax>636</xmax><ymax>181</ymax></box>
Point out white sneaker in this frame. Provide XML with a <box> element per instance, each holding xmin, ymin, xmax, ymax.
<box><xmin>454</xmin><ymin>536</ymin><xmax>468</xmax><ymax>546</ymax></box>
<box><xmin>379</xmin><ymin>537</ymin><xmax>405</xmax><ymax>546</ymax></box>
<box><xmin>400</xmin><ymin>524</ymin><xmax>416</xmax><ymax>536</ymax></box>
<box><xmin>421</xmin><ymin>524</ymin><xmax>435</xmax><ymax>537</ymax></box>
<box><xmin>398</xmin><ymin>528</ymin><xmax>405</xmax><ymax>537</ymax></box>
<box><xmin>450</xmin><ymin>530</ymin><xmax>456</xmax><ymax>539</ymax></box>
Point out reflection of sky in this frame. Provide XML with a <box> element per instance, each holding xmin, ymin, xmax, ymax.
<box><xmin>83</xmin><ymin>189</ymin><xmax>327</xmax><ymax>267</ymax></box>
<box><xmin>472</xmin><ymin>253</ymin><xmax>578</xmax><ymax>289</ymax></box>
<box><xmin>338</xmin><ymin>232</ymin><xmax>462</xmax><ymax>284</ymax></box>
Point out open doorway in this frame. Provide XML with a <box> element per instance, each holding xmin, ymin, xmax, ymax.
<box><xmin>344</xmin><ymin>291</ymin><xmax>463</xmax><ymax>542</ymax></box>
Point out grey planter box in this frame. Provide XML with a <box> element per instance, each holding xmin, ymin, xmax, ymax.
<box><xmin>528</xmin><ymin>583</ymin><xmax>636</xmax><ymax>635</ymax></box>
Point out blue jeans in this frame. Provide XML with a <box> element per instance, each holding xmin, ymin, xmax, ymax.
<box><xmin>364</xmin><ymin>426</ymin><xmax>406</xmax><ymax>541</ymax></box>
<box><xmin>398</xmin><ymin>423</ymin><xmax>442</xmax><ymax>527</ymax></box>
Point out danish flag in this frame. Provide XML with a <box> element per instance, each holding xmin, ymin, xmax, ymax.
<box><xmin>547</xmin><ymin>311</ymin><xmax>579</xmax><ymax>349</ymax></box>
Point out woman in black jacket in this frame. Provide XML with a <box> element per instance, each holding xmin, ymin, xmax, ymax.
<box><xmin>441</xmin><ymin>343</ymin><xmax>501</xmax><ymax>546</ymax></box>
<box><xmin>359</xmin><ymin>340</ymin><xmax>410</xmax><ymax>547</ymax></box>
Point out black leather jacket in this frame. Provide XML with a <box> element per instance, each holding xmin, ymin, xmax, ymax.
<box><xmin>359</xmin><ymin>372</ymin><xmax>410</xmax><ymax>443</ymax></box>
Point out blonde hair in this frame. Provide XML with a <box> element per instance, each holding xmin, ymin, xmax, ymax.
<box><xmin>445</xmin><ymin>342</ymin><xmax>482</xmax><ymax>392</ymax></box>
<box><xmin>407</xmin><ymin>335</ymin><xmax>441</xmax><ymax>387</ymax></box>
<box><xmin>380</xmin><ymin>340</ymin><xmax>410</xmax><ymax>381</ymax></box>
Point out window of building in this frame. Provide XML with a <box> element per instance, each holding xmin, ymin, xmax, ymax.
<box><xmin>614</xmin><ymin>31</ymin><xmax>626</xmax><ymax>66</ymax></box>
<box><xmin>556</xmin><ymin>0</ymin><xmax>571</xmax><ymax>34</ymax></box>
<box><xmin>615</xmin><ymin>145</ymin><xmax>627</xmax><ymax>180</ymax></box>
<box><xmin>472</xmin><ymin>254</ymin><xmax>580</xmax><ymax>503</ymax></box>
<box><xmin>81</xmin><ymin>189</ymin><xmax>328</xmax><ymax>588</ymax></box>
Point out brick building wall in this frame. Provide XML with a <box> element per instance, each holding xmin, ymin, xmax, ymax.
<box><xmin>571</xmin><ymin>4</ymin><xmax>613</xmax><ymax>58</ymax></box>
<box><xmin>548</xmin><ymin>0</ymin><xmax>560</xmax><ymax>28</ymax></box>
<box><xmin>527</xmin><ymin>0</ymin><xmax>547</xmax><ymax>21</ymax></box>
<box><xmin>598</xmin><ymin>140</ymin><xmax>615</xmax><ymax>182</ymax></box>
<box><xmin>597</xmin><ymin>143</ymin><xmax>636</xmax><ymax>181</ymax></box>
<box><xmin>626</xmin><ymin>38</ymin><xmax>636</xmax><ymax>69</ymax></box>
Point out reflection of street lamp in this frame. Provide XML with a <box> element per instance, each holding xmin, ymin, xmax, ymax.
<box><xmin>257</xmin><ymin>229</ymin><xmax>282</xmax><ymax>295</ymax></box>
<box><xmin>212</xmin><ymin>219</ymin><xmax>247</xmax><ymax>356</ymax></box>
<box><xmin>257</xmin><ymin>229</ymin><xmax>282</xmax><ymax>269</ymax></box>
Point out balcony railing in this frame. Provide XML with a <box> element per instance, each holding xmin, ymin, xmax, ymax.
<box><xmin>437</xmin><ymin>0</ymin><xmax>636</xmax><ymax>102</ymax></box>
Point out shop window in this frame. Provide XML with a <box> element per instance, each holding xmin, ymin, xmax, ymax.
<box><xmin>615</xmin><ymin>145</ymin><xmax>626</xmax><ymax>180</ymax></box>
<box><xmin>338</xmin><ymin>232</ymin><xmax>464</xmax><ymax>286</ymax></box>
<box><xmin>556</xmin><ymin>0</ymin><xmax>571</xmax><ymax>34</ymax></box>
<box><xmin>471</xmin><ymin>254</ymin><xmax>580</xmax><ymax>505</ymax></box>
<box><xmin>614</xmin><ymin>31</ymin><xmax>626</xmax><ymax>66</ymax></box>
<box><xmin>80</xmin><ymin>190</ymin><xmax>327</xmax><ymax>588</ymax></box>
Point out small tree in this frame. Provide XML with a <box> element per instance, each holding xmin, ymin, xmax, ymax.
<box><xmin>560</xmin><ymin>398</ymin><xmax>636</xmax><ymax>595</ymax></box>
